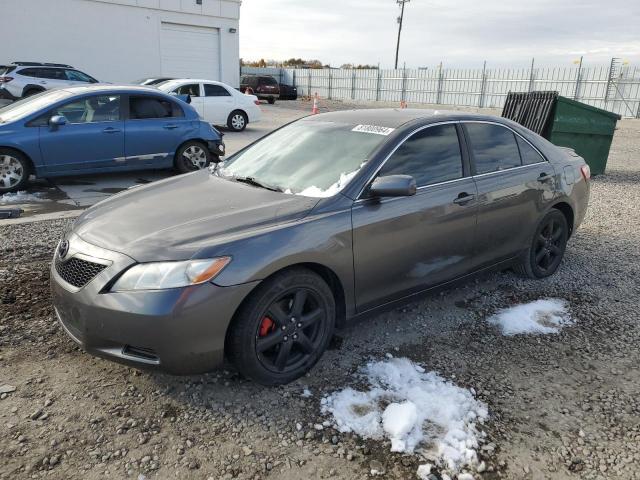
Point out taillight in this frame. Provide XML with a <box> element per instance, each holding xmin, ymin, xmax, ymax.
<box><xmin>0</xmin><ymin>76</ymin><xmax>13</xmax><ymax>83</ymax></box>
<box><xmin>580</xmin><ymin>164</ymin><xmax>591</xmax><ymax>181</ymax></box>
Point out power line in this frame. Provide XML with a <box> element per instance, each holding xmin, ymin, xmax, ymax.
<box><xmin>394</xmin><ymin>0</ymin><xmax>410</xmax><ymax>69</ymax></box>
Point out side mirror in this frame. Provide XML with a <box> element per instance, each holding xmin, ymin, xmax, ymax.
<box><xmin>368</xmin><ymin>175</ymin><xmax>417</xmax><ymax>198</ymax></box>
<box><xmin>49</xmin><ymin>115</ymin><xmax>67</xmax><ymax>127</ymax></box>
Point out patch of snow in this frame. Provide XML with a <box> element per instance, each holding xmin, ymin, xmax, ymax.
<box><xmin>321</xmin><ymin>357</ymin><xmax>488</xmax><ymax>476</ymax></box>
<box><xmin>0</xmin><ymin>191</ymin><xmax>50</xmax><ymax>204</ymax></box>
<box><xmin>301</xmin><ymin>388</ymin><xmax>312</xmax><ymax>398</ymax></box>
<box><xmin>416</xmin><ymin>464</ymin><xmax>433</xmax><ymax>479</ymax></box>
<box><xmin>297</xmin><ymin>167</ymin><xmax>362</xmax><ymax>198</ymax></box>
<box><xmin>488</xmin><ymin>298</ymin><xmax>572</xmax><ymax>336</ymax></box>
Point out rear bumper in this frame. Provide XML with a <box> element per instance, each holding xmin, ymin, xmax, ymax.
<box><xmin>50</xmin><ymin>233</ymin><xmax>258</xmax><ymax>374</ymax></box>
<box><xmin>0</xmin><ymin>86</ymin><xmax>17</xmax><ymax>100</ymax></box>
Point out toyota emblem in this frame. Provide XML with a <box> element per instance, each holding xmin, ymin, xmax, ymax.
<box><xmin>58</xmin><ymin>240</ymin><xmax>69</xmax><ymax>259</ymax></box>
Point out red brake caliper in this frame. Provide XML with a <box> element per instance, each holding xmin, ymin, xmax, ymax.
<box><xmin>259</xmin><ymin>317</ymin><xmax>275</xmax><ymax>337</ymax></box>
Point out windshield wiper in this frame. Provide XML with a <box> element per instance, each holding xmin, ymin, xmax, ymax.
<box><xmin>234</xmin><ymin>176</ymin><xmax>283</xmax><ymax>193</ymax></box>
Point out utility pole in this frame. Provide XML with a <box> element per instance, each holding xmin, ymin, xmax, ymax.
<box><xmin>394</xmin><ymin>0</ymin><xmax>410</xmax><ymax>69</ymax></box>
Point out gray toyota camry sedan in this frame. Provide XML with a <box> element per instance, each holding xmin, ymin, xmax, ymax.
<box><xmin>51</xmin><ymin>109</ymin><xmax>590</xmax><ymax>385</ymax></box>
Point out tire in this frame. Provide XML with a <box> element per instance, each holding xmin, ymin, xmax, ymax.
<box><xmin>0</xmin><ymin>149</ymin><xmax>31</xmax><ymax>193</ymax></box>
<box><xmin>227</xmin><ymin>110</ymin><xmax>248</xmax><ymax>132</ymax></box>
<box><xmin>174</xmin><ymin>141</ymin><xmax>211</xmax><ymax>174</ymax></box>
<box><xmin>267</xmin><ymin>97</ymin><xmax>276</xmax><ymax>105</ymax></box>
<box><xmin>227</xmin><ymin>268</ymin><xmax>336</xmax><ymax>386</ymax></box>
<box><xmin>514</xmin><ymin>209</ymin><xmax>569</xmax><ymax>279</ymax></box>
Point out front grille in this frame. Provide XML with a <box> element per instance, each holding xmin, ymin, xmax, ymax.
<box><xmin>55</xmin><ymin>256</ymin><xmax>107</xmax><ymax>288</ymax></box>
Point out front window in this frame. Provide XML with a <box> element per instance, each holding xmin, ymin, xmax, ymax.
<box><xmin>51</xmin><ymin>95</ymin><xmax>121</xmax><ymax>123</ymax></box>
<box><xmin>174</xmin><ymin>84</ymin><xmax>201</xmax><ymax>97</ymax></box>
<box><xmin>0</xmin><ymin>90</ymin><xmax>73</xmax><ymax>124</ymax></box>
<box><xmin>216</xmin><ymin>120</ymin><xmax>389</xmax><ymax>197</ymax></box>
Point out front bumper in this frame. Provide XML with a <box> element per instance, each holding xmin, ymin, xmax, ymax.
<box><xmin>207</xmin><ymin>140</ymin><xmax>225</xmax><ymax>159</ymax></box>
<box><xmin>50</xmin><ymin>233</ymin><xmax>257</xmax><ymax>374</ymax></box>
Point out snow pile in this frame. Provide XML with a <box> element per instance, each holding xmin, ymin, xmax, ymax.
<box><xmin>321</xmin><ymin>358</ymin><xmax>488</xmax><ymax>475</ymax></box>
<box><xmin>0</xmin><ymin>191</ymin><xmax>49</xmax><ymax>204</ymax></box>
<box><xmin>488</xmin><ymin>298</ymin><xmax>572</xmax><ymax>336</ymax></box>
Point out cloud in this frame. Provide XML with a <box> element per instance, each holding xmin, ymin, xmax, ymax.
<box><xmin>239</xmin><ymin>0</ymin><xmax>640</xmax><ymax>67</ymax></box>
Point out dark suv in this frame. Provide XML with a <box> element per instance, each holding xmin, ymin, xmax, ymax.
<box><xmin>240</xmin><ymin>75</ymin><xmax>280</xmax><ymax>104</ymax></box>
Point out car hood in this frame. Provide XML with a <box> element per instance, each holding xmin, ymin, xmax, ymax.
<box><xmin>73</xmin><ymin>171</ymin><xmax>320</xmax><ymax>261</ymax></box>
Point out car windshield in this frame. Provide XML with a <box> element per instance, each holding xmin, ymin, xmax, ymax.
<box><xmin>0</xmin><ymin>90</ymin><xmax>73</xmax><ymax>124</ymax></box>
<box><xmin>215</xmin><ymin>120</ymin><xmax>390</xmax><ymax>197</ymax></box>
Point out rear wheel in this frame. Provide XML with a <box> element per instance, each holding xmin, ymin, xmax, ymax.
<box><xmin>227</xmin><ymin>110</ymin><xmax>248</xmax><ymax>132</ymax></box>
<box><xmin>227</xmin><ymin>268</ymin><xmax>336</xmax><ymax>385</ymax></box>
<box><xmin>0</xmin><ymin>149</ymin><xmax>31</xmax><ymax>193</ymax></box>
<box><xmin>515</xmin><ymin>209</ymin><xmax>568</xmax><ymax>279</ymax></box>
<box><xmin>174</xmin><ymin>141</ymin><xmax>211</xmax><ymax>174</ymax></box>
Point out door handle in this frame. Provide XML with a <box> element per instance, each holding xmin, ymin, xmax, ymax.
<box><xmin>453</xmin><ymin>193</ymin><xmax>475</xmax><ymax>205</ymax></box>
<box><xmin>538</xmin><ymin>173</ymin><xmax>553</xmax><ymax>183</ymax></box>
<box><xmin>103</xmin><ymin>127</ymin><xmax>121</xmax><ymax>134</ymax></box>
<box><xmin>163</xmin><ymin>124</ymin><xmax>179</xmax><ymax>130</ymax></box>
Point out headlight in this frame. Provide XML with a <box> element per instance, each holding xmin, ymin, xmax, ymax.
<box><xmin>111</xmin><ymin>257</ymin><xmax>231</xmax><ymax>292</ymax></box>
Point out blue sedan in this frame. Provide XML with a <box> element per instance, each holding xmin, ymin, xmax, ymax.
<box><xmin>0</xmin><ymin>85</ymin><xmax>224</xmax><ymax>193</ymax></box>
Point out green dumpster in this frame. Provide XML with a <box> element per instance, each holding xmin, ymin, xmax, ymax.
<box><xmin>502</xmin><ymin>91</ymin><xmax>621</xmax><ymax>175</ymax></box>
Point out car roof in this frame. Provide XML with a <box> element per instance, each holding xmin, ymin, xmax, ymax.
<box><xmin>301</xmin><ymin>108</ymin><xmax>494</xmax><ymax>128</ymax></box>
<box><xmin>161</xmin><ymin>78</ymin><xmax>229</xmax><ymax>85</ymax></box>
<box><xmin>59</xmin><ymin>85</ymin><xmax>167</xmax><ymax>95</ymax></box>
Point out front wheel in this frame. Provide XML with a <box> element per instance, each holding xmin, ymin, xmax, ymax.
<box><xmin>514</xmin><ymin>209</ymin><xmax>568</xmax><ymax>279</ymax></box>
<box><xmin>227</xmin><ymin>110</ymin><xmax>248</xmax><ymax>132</ymax></box>
<box><xmin>226</xmin><ymin>268</ymin><xmax>336</xmax><ymax>385</ymax></box>
<box><xmin>174</xmin><ymin>141</ymin><xmax>211</xmax><ymax>174</ymax></box>
<box><xmin>0</xmin><ymin>149</ymin><xmax>31</xmax><ymax>193</ymax></box>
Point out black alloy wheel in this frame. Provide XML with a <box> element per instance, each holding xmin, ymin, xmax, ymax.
<box><xmin>227</xmin><ymin>268</ymin><xmax>335</xmax><ymax>385</ymax></box>
<box><xmin>515</xmin><ymin>209</ymin><xmax>568</xmax><ymax>279</ymax></box>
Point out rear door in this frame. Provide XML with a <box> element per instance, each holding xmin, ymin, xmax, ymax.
<box><xmin>352</xmin><ymin>123</ymin><xmax>478</xmax><ymax>311</ymax></box>
<box><xmin>463</xmin><ymin>121</ymin><xmax>556</xmax><ymax>267</ymax></box>
<box><xmin>124</xmin><ymin>94</ymin><xmax>194</xmax><ymax>168</ymax></box>
<box><xmin>202</xmin><ymin>83</ymin><xmax>235</xmax><ymax>125</ymax></box>
<box><xmin>38</xmin><ymin>94</ymin><xmax>124</xmax><ymax>173</ymax></box>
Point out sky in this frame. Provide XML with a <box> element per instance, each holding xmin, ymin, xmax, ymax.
<box><xmin>239</xmin><ymin>0</ymin><xmax>640</xmax><ymax>68</ymax></box>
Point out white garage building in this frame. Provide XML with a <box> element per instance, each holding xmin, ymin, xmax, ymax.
<box><xmin>1</xmin><ymin>0</ymin><xmax>241</xmax><ymax>86</ymax></box>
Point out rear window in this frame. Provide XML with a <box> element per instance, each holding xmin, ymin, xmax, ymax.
<box><xmin>260</xmin><ymin>76</ymin><xmax>278</xmax><ymax>86</ymax></box>
<box><xmin>129</xmin><ymin>95</ymin><xmax>183</xmax><ymax>119</ymax></box>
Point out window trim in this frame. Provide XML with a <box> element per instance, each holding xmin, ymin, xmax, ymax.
<box><xmin>355</xmin><ymin>121</ymin><xmax>467</xmax><ymax>200</ymax></box>
<box><xmin>461</xmin><ymin>120</ymin><xmax>548</xmax><ymax>176</ymax></box>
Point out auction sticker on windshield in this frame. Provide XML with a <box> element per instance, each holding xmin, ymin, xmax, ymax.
<box><xmin>352</xmin><ymin>124</ymin><xmax>395</xmax><ymax>136</ymax></box>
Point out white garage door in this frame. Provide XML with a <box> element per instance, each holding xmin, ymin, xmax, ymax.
<box><xmin>160</xmin><ymin>23</ymin><xmax>220</xmax><ymax>80</ymax></box>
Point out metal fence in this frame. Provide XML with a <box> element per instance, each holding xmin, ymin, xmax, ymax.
<box><xmin>242</xmin><ymin>60</ymin><xmax>640</xmax><ymax>118</ymax></box>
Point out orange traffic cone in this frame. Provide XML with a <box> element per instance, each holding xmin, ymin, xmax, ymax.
<box><xmin>312</xmin><ymin>93</ymin><xmax>319</xmax><ymax>114</ymax></box>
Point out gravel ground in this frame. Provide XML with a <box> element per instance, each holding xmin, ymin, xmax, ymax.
<box><xmin>1</xmin><ymin>112</ymin><xmax>640</xmax><ymax>480</ymax></box>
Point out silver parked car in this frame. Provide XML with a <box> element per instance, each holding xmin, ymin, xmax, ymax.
<box><xmin>51</xmin><ymin>109</ymin><xmax>590</xmax><ymax>385</ymax></box>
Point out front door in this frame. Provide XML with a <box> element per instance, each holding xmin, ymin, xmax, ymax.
<box><xmin>38</xmin><ymin>94</ymin><xmax>124</xmax><ymax>173</ymax></box>
<box><xmin>172</xmin><ymin>83</ymin><xmax>204</xmax><ymax>119</ymax></box>
<box><xmin>463</xmin><ymin>122</ymin><xmax>557</xmax><ymax>267</ymax></box>
<box><xmin>352</xmin><ymin>123</ymin><xmax>478</xmax><ymax>312</ymax></box>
